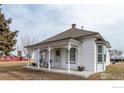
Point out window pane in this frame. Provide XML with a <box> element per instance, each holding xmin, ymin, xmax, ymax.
<box><xmin>98</xmin><ymin>45</ymin><xmax>102</xmax><ymax>53</ymax></box>
<box><xmin>98</xmin><ymin>54</ymin><xmax>102</xmax><ymax>62</ymax></box>
<box><xmin>70</xmin><ymin>48</ymin><xmax>76</xmax><ymax>61</ymax></box>
<box><xmin>56</xmin><ymin>50</ymin><xmax>60</xmax><ymax>56</ymax></box>
<box><xmin>104</xmin><ymin>54</ymin><xmax>106</xmax><ymax>62</ymax></box>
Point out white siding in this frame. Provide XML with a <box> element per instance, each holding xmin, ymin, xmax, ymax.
<box><xmin>61</xmin><ymin>48</ymin><xmax>78</xmax><ymax>69</ymax></box>
<box><xmin>32</xmin><ymin>38</ymin><xmax>110</xmax><ymax>72</ymax></box>
<box><xmin>34</xmin><ymin>50</ymin><xmax>40</xmax><ymax>64</ymax></box>
<box><xmin>79</xmin><ymin>38</ymin><xmax>97</xmax><ymax>72</ymax></box>
<box><xmin>97</xmin><ymin>64</ymin><xmax>104</xmax><ymax>72</ymax></box>
<box><xmin>61</xmin><ymin>48</ymin><xmax>67</xmax><ymax>69</ymax></box>
<box><xmin>106</xmin><ymin>49</ymin><xmax>110</xmax><ymax>66</ymax></box>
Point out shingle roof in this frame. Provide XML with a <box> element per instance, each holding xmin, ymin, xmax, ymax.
<box><xmin>41</xmin><ymin>27</ymin><xmax>98</xmax><ymax>43</ymax></box>
<box><xmin>25</xmin><ymin>24</ymin><xmax>111</xmax><ymax>49</ymax></box>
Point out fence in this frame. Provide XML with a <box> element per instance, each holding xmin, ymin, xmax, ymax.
<box><xmin>0</xmin><ymin>56</ymin><xmax>28</xmax><ymax>62</ymax></box>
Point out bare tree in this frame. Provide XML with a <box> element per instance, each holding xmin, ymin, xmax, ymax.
<box><xmin>21</xmin><ymin>34</ymin><xmax>38</xmax><ymax>56</ymax></box>
<box><xmin>109</xmin><ymin>49</ymin><xmax>123</xmax><ymax>62</ymax></box>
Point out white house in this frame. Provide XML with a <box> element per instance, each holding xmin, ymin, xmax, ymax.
<box><xmin>25</xmin><ymin>24</ymin><xmax>111</xmax><ymax>73</ymax></box>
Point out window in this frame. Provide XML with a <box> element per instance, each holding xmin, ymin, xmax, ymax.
<box><xmin>104</xmin><ymin>54</ymin><xmax>106</xmax><ymax>62</ymax></box>
<box><xmin>56</xmin><ymin>50</ymin><xmax>60</xmax><ymax>56</ymax></box>
<box><xmin>97</xmin><ymin>45</ymin><xmax>106</xmax><ymax>63</ymax></box>
<box><xmin>104</xmin><ymin>48</ymin><xmax>107</xmax><ymax>62</ymax></box>
<box><xmin>98</xmin><ymin>54</ymin><xmax>102</xmax><ymax>62</ymax></box>
<box><xmin>70</xmin><ymin>48</ymin><xmax>76</xmax><ymax>61</ymax></box>
<box><xmin>98</xmin><ymin>45</ymin><xmax>103</xmax><ymax>53</ymax></box>
<box><xmin>97</xmin><ymin>45</ymin><xmax>103</xmax><ymax>63</ymax></box>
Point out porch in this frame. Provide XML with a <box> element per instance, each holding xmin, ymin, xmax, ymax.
<box><xmin>26</xmin><ymin>38</ymin><xmax>82</xmax><ymax>73</ymax></box>
<box><xmin>25</xmin><ymin>66</ymin><xmax>94</xmax><ymax>78</ymax></box>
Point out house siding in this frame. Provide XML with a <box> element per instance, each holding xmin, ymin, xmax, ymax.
<box><xmin>106</xmin><ymin>49</ymin><xmax>110</xmax><ymax>66</ymax></box>
<box><xmin>34</xmin><ymin>50</ymin><xmax>40</xmax><ymax>65</ymax></box>
<box><xmin>32</xmin><ymin>38</ymin><xmax>110</xmax><ymax>72</ymax></box>
<box><xmin>61</xmin><ymin>48</ymin><xmax>67</xmax><ymax>69</ymax></box>
<box><xmin>79</xmin><ymin>38</ymin><xmax>97</xmax><ymax>72</ymax></box>
<box><xmin>61</xmin><ymin>48</ymin><xmax>78</xmax><ymax>69</ymax></box>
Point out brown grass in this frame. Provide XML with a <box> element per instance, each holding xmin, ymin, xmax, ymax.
<box><xmin>0</xmin><ymin>61</ymin><xmax>28</xmax><ymax>67</ymax></box>
<box><xmin>2</xmin><ymin>62</ymin><xmax>124</xmax><ymax>80</ymax></box>
<box><xmin>0</xmin><ymin>62</ymin><xmax>83</xmax><ymax>80</ymax></box>
<box><xmin>106</xmin><ymin>62</ymin><xmax>124</xmax><ymax>73</ymax></box>
<box><xmin>88</xmin><ymin>62</ymin><xmax>124</xmax><ymax>80</ymax></box>
<box><xmin>87</xmin><ymin>72</ymin><xmax>102</xmax><ymax>80</ymax></box>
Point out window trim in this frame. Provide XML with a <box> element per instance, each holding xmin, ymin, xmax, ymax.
<box><xmin>70</xmin><ymin>48</ymin><xmax>76</xmax><ymax>62</ymax></box>
<box><xmin>97</xmin><ymin>44</ymin><xmax>106</xmax><ymax>63</ymax></box>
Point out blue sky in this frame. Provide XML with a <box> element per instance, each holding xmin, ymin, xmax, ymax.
<box><xmin>1</xmin><ymin>4</ymin><xmax>124</xmax><ymax>54</ymax></box>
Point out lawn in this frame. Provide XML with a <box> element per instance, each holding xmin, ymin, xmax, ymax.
<box><xmin>1</xmin><ymin>62</ymin><xmax>124</xmax><ymax>80</ymax></box>
<box><xmin>88</xmin><ymin>62</ymin><xmax>124</xmax><ymax>80</ymax></box>
<box><xmin>0</xmin><ymin>62</ymin><xmax>83</xmax><ymax>80</ymax></box>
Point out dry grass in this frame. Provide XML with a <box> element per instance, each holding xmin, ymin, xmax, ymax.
<box><xmin>0</xmin><ymin>62</ymin><xmax>83</xmax><ymax>80</ymax></box>
<box><xmin>87</xmin><ymin>72</ymin><xmax>102</xmax><ymax>80</ymax></box>
<box><xmin>106</xmin><ymin>62</ymin><xmax>124</xmax><ymax>73</ymax></box>
<box><xmin>88</xmin><ymin>62</ymin><xmax>124</xmax><ymax>80</ymax></box>
<box><xmin>2</xmin><ymin>62</ymin><xmax>124</xmax><ymax>80</ymax></box>
<box><xmin>0</xmin><ymin>61</ymin><xmax>28</xmax><ymax>67</ymax></box>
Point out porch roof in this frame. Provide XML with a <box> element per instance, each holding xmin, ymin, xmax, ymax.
<box><xmin>26</xmin><ymin>38</ymin><xmax>82</xmax><ymax>51</ymax></box>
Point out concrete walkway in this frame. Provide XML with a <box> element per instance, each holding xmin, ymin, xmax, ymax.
<box><xmin>24</xmin><ymin>66</ymin><xmax>94</xmax><ymax>78</ymax></box>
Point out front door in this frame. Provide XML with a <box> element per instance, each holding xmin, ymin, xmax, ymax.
<box><xmin>54</xmin><ymin>49</ymin><xmax>61</xmax><ymax>68</ymax></box>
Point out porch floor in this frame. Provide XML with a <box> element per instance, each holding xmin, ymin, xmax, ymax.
<box><xmin>24</xmin><ymin>66</ymin><xmax>94</xmax><ymax>78</ymax></box>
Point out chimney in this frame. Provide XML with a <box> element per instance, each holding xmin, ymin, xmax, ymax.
<box><xmin>72</xmin><ymin>23</ymin><xmax>76</xmax><ymax>28</ymax></box>
<box><xmin>81</xmin><ymin>26</ymin><xmax>84</xmax><ymax>29</ymax></box>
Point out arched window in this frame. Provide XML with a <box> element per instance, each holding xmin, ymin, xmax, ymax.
<box><xmin>70</xmin><ymin>48</ymin><xmax>76</xmax><ymax>61</ymax></box>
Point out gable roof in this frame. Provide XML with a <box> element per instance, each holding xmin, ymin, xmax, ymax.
<box><xmin>41</xmin><ymin>27</ymin><xmax>98</xmax><ymax>44</ymax></box>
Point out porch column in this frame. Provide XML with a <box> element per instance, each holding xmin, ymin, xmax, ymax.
<box><xmin>67</xmin><ymin>42</ymin><xmax>71</xmax><ymax>73</ymax></box>
<box><xmin>48</xmin><ymin>46</ymin><xmax>51</xmax><ymax>70</ymax></box>
<box><xmin>27</xmin><ymin>52</ymin><xmax>30</xmax><ymax>67</ymax></box>
<box><xmin>77</xmin><ymin>48</ymin><xmax>80</xmax><ymax>66</ymax></box>
<box><xmin>27</xmin><ymin>49</ymin><xmax>30</xmax><ymax>67</ymax></box>
<box><xmin>37</xmin><ymin>48</ymin><xmax>40</xmax><ymax>69</ymax></box>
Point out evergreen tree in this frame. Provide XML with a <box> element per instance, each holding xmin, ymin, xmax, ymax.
<box><xmin>0</xmin><ymin>6</ymin><xmax>18</xmax><ymax>56</ymax></box>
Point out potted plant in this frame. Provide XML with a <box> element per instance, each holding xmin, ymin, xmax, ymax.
<box><xmin>32</xmin><ymin>63</ymin><xmax>37</xmax><ymax>66</ymax></box>
<box><xmin>78</xmin><ymin>65</ymin><xmax>84</xmax><ymax>71</ymax></box>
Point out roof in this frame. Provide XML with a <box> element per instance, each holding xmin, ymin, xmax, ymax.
<box><xmin>25</xmin><ymin>24</ymin><xmax>110</xmax><ymax>48</ymax></box>
<box><xmin>40</xmin><ymin>27</ymin><xmax>98</xmax><ymax>44</ymax></box>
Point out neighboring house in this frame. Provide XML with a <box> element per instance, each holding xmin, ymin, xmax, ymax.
<box><xmin>25</xmin><ymin>24</ymin><xmax>111</xmax><ymax>72</ymax></box>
